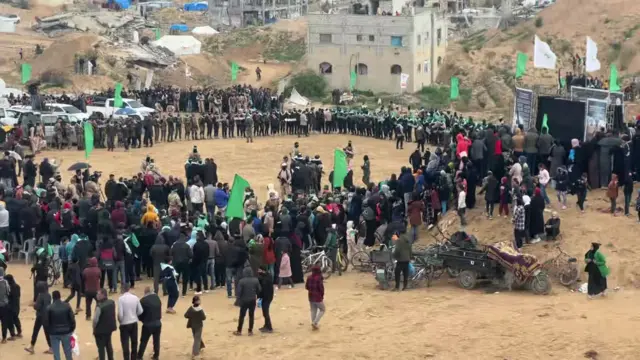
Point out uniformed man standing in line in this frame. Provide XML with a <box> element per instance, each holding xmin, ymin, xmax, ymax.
<box><xmin>198</xmin><ymin>114</ymin><xmax>205</xmax><ymax>139</ymax></box>
<box><xmin>75</xmin><ymin>121</ymin><xmax>84</xmax><ymax>151</ymax></box>
<box><xmin>107</xmin><ymin>120</ymin><xmax>117</xmax><ymax>151</ymax></box>
<box><xmin>121</xmin><ymin>123</ymin><xmax>131</xmax><ymax>151</ymax></box>
<box><xmin>245</xmin><ymin>111</ymin><xmax>254</xmax><ymax>143</ymax></box>
<box><xmin>197</xmin><ymin>91</ymin><xmax>205</xmax><ymax>113</ymax></box>
<box><xmin>205</xmin><ymin>113</ymin><xmax>213</xmax><ymax>138</ymax></box>
<box><xmin>176</xmin><ymin>113</ymin><xmax>183</xmax><ymax>141</ymax></box>
<box><xmin>167</xmin><ymin>115</ymin><xmax>174</xmax><ymax>142</ymax></box>
<box><xmin>184</xmin><ymin>113</ymin><xmax>192</xmax><ymax>140</ymax></box>
<box><xmin>221</xmin><ymin>112</ymin><xmax>228</xmax><ymax>139</ymax></box>
<box><xmin>153</xmin><ymin>115</ymin><xmax>161</xmax><ymax>143</ymax></box>
<box><xmin>160</xmin><ymin>115</ymin><xmax>167</xmax><ymax>142</ymax></box>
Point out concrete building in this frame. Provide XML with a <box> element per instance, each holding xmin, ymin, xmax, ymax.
<box><xmin>208</xmin><ymin>0</ymin><xmax>309</xmax><ymax>27</ymax></box>
<box><xmin>307</xmin><ymin>9</ymin><xmax>448</xmax><ymax>94</ymax></box>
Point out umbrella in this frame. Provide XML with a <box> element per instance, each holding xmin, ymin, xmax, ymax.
<box><xmin>7</xmin><ymin>150</ymin><xmax>21</xmax><ymax>161</ymax></box>
<box><xmin>115</xmin><ymin>108</ymin><xmax>136</xmax><ymax>116</ymax></box>
<box><xmin>67</xmin><ymin>162</ymin><xmax>91</xmax><ymax>171</ymax></box>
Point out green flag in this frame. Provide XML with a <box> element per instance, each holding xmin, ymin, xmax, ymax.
<box><xmin>450</xmin><ymin>77</ymin><xmax>459</xmax><ymax>100</ymax></box>
<box><xmin>332</xmin><ymin>148</ymin><xmax>348</xmax><ymax>189</ymax></box>
<box><xmin>609</xmin><ymin>64</ymin><xmax>620</xmax><ymax>92</ymax></box>
<box><xmin>560</xmin><ymin>77</ymin><xmax>566</xmax><ymax>88</ymax></box>
<box><xmin>515</xmin><ymin>52</ymin><xmax>528</xmax><ymax>79</ymax></box>
<box><xmin>227</xmin><ymin>174</ymin><xmax>250</xmax><ymax>219</ymax></box>
<box><xmin>350</xmin><ymin>70</ymin><xmax>357</xmax><ymax>90</ymax></box>
<box><xmin>83</xmin><ymin>121</ymin><xmax>94</xmax><ymax>159</ymax></box>
<box><xmin>114</xmin><ymin>83</ymin><xmax>123</xmax><ymax>108</ymax></box>
<box><xmin>231</xmin><ymin>62</ymin><xmax>239</xmax><ymax>81</ymax></box>
<box><xmin>21</xmin><ymin>63</ymin><xmax>32</xmax><ymax>84</ymax></box>
<box><xmin>541</xmin><ymin>113</ymin><xmax>549</xmax><ymax>133</ymax></box>
<box><xmin>153</xmin><ymin>28</ymin><xmax>161</xmax><ymax>40</ymax></box>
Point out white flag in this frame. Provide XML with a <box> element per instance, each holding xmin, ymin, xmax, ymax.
<box><xmin>585</xmin><ymin>36</ymin><xmax>601</xmax><ymax>72</ymax></box>
<box><xmin>533</xmin><ymin>35</ymin><xmax>557</xmax><ymax>69</ymax></box>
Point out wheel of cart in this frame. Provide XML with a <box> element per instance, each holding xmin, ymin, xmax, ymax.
<box><xmin>457</xmin><ymin>269</ymin><xmax>478</xmax><ymax>289</ymax></box>
<box><xmin>528</xmin><ymin>270</ymin><xmax>552</xmax><ymax>295</ymax></box>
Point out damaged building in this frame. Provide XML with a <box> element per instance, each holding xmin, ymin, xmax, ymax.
<box><xmin>208</xmin><ymin>0</ymin><xmax>308</xmax><ymax>27</ymax></box>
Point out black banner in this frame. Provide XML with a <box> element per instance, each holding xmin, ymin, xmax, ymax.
<box><xmin>513</xmin><ymin>87</ymin><xmax>534</xmax><ymax>129</ymax></box>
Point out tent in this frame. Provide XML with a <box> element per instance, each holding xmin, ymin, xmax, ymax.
<box><xmin>287</xmin><ymin>88</ymin><xmax>310</xmax><ymax>107</ymax></box>
<box><xmin>183</xmin><ymin>1</ymin><xmax>208</xmax><ymax>11</ymax></box>
<box><xmin>107</xmin><ymin>0</ymin><xmax>131</xmax><ymax>9</ymax></box>
<box><xmin>152</xmin><ymin>35</ymin><xmax>202</xmax><ymax>56</ymax></box>
<box><xmin>192</xmin><ymin>26</ymin><xmax>219</xmax><ymax>36</ymax></box>
<box><xmin>169</xmin><ymin>24</ymin><xmax>189</xmax><ymax>32</ymax></box>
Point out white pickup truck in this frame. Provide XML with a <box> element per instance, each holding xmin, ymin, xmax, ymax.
<box><xmin>86</xmin><ymin>97</ymin><xmax>155</xmax><ymax>120</ymax></box>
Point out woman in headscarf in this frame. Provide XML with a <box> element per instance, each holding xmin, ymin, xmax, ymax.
<box><xmin>549</xmin><ymin>140</ymin><xmax>566</xmax><ymax>179</ymax></box>
<box><xmin>313</xmin><ymin>206</ymin><xmax>330</xmax><ymax>247</ymax></box>
<box><xmin>140</xmin><ymin>204</ymin><xmax>160</xmax><ymax>228</ymax></box>
<box><xmin>584</xmin><ymin>242</ymin><xmax>609</xmax><ymax>299</ymax></box>
<box><xmin>529</xmin><ymin>187</ymin><xmax>545</xmax><ymax>243</ymax></box>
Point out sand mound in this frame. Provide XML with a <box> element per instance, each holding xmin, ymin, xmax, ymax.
<box><xmin>30</xmin><ymin>33</ymin><xmax>101</xmax><ymax>77</ymax></box>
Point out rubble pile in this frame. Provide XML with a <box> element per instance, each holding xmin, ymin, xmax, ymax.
<box><xmin>33</xmin><ymin>11</ymin><xmax>157</xmax><ymax>39</ymax></box>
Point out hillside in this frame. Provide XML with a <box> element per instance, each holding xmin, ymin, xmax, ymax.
<box><xmin>438</xmin><ymin>0</ymin><xmax>640</xmax><ymax>115</ymax></box>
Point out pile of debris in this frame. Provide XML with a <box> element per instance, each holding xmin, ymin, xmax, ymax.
<box><xmin>32</xmin><ymin>11</ymin><xmax>157</xmax><ymax>39</ymax></box>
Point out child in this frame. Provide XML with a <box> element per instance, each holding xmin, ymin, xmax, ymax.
<box><xmin>64</xmin><ymin>259</ymin><xmax>82</xmax><ymax>314</ymax></box>
<box><xmin>278</xmin><ymin>250</ymin><xmax>293</xmax><ymax>289</ymax></box>
<box><xmin>554</xmin><ymin>167</ymin><xmax>569</xmax><ymax>209</ymax></box>
<box><xmin>498</xmin><ymin>177</ymin><xmax>510</xmax><ymax>217</ymax></box>
<box><xmin>346</xmin><ymin>220</ymin><xmax>358</xmax><ymax>257</ymax></box>
<box><xmin>185</xmin><ymin>295</ymin><xmax>206</xmax><ymax>359</ymax></box>
<box><xmin>457</xmin><ymin>184</ymin><xmax>467</xmax><ymax>229</ymax></box>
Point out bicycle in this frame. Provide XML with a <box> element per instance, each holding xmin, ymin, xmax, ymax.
<box><xmin>301</xmin><ymin>246</ymin><xmax>333</xmax><ymax>280</ymax></box>
<box><xmin>351</xmin><ymin>243</ymin><xmax>392</xmax><ymax>273</ymax></box>
<box><xmin>541</xmin><ymin>246</ymin><xmax>580</xmax><ymax>286</ymax></box>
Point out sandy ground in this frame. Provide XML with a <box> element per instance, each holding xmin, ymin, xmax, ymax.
<box><xmin>2</xmin><ymin>134</ymin><xmax>640</xmax><ymax>359</ymax></box>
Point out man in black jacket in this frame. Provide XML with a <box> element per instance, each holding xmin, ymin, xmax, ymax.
<box><xmin>192</xmin><ymin>231</ymin><xmax>210</xmax><ymax>295</ymax></box>
<box><xmin>45</xmin><ymin>291</ymin><xmax>76</xmax><ymax>360</ymax></box>
<box><xmin>170</xmin><ymin>235</ymin><xmax>192</xmax><ymax>296</ymax></box>
<box><xmin>257</xmin><ymin>267</ymin><xmax>274</xmax><ymax>333</ymax></box>
<box><xmin>93</xmin><ymin>288</ymin><xmax>116</xmax><ymax>360</ymax></box>
<box><xmin>137</xmin><ymin>287</ymin><xmax>162</xmax><ymax>360</ymax></box>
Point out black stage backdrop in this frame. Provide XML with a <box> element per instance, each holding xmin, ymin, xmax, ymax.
<box><xmin>536</xmin><ymin>96</ymin><xmax>586</xmax><ymax>147</ymax></box>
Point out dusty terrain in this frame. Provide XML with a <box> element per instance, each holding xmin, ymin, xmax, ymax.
<box><xmin>0</xmin><ymin>135</ymin><xmax>638</xmax><ymax>359</ymax></box>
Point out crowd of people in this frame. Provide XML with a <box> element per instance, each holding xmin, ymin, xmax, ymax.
<box><xmin>0</xmin><ymin>88</ymin><xmax>632</xmax><ymax>357</ymax></box>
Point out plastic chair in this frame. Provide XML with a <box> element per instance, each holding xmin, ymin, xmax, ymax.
<box><xmin>1</xmin><ymin>241</ymin><xmax>10</xmax><ymax>261</ymax></box>
<box><xmin>19</xmin><ymin>238</ymin><xmax>35</xmax><ymax>265</ymax></box>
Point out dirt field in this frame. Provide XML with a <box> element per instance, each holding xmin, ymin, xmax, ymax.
<box><xmin>2</xmin><ymin>134</ymin><xmax>640</xmax><ymax>360</ymax></box>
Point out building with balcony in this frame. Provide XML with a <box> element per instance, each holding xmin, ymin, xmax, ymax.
<box><xmin>307</xmin><ymin>8</ymin><xmax>449</xmax><ymax>94</ymax></box>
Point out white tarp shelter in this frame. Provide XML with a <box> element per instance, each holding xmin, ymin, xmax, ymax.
<box><xmin>192</xmin><ymin>26</ymin><xmax>219</xmax><ymax>36</ymax></box>
<box><xmin>287</xmin><ymin>88</ymin><xmax>310</xmax><ymax>107</ymax></box>
<box><xmin>152</xmin><ymin>35</ymin><xmax>202</xmax><ymax>56</ymax></box>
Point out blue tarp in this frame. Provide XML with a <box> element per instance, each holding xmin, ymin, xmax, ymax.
<box><xmin>108</xmin><ymin>0</ymin><xmax>130</xmax><ymax>9</ymax></box>
<box><xmin>169</xmin><ymin>24</ymin><xmax>189</xmax><ymax>32</ymax></box>
<box><xmin>183</xmin><ymin>2</ymin><xmax>208</xmax><ymax>11</ymax></box>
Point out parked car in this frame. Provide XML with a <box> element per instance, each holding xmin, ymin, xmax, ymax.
<box><xmin>0</xmin><ymin>14</ymin><xmax>20</xmax><ymax>24</ymax></box>
<box><xmin>11</xmin><ymin>103</ymin><xmax>89</xmax><ymax>121</ymax></box>
<box><xmin>87</xmin><ymin>96</ymin><xmax>155</xmax><ymax>120</ymax></box>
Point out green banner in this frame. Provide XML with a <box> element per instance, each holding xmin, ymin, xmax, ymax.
<box><xmin>226</xmin><ymin>174</ymin><xmax>250</xmax><ymax>220</ymax></box>
<box><xmin>84</xmin><ymin>121</ymin><xmax>94</xmax><ymax>160</ymax></box>
<box><xmin>21</xmin><ymin>63</ymin><xmax>32</xmax><ymax>84</ymax></box>
<box><xmin>350</xmin><ymin>70</ymin><xmax>357</xmax><ymax>90</ymax></box>
<box><xmin>450</xmin><ymin>77</ymin><xmax>459</xmax><ymax>100</ymax></box>
<box><xmin>515</xmin><ymin>52</ymin><xmax>528</xmax><ymax>79</ymax></box>
<box><xmin>231</xmin><ymin>62</ymin><xmax>239</xmax><ymax>81</ymax></box>
<box><xmin>609</xmin><ymin>64</ymin><xmax>620</xmax><ymax>92</ymax></box>
<box><xmin>332</xmin><ymin>148</ymin><xmax>348</xmax><ymax>188</ymax></box>
<box><xmin>541</xmin><ymin>113</ymin><xmax>549</xmax><ymax>133</ymax></box>
<box><xmin>114</xmin><ymin>83</ymin><xmax>123</xmax><ymax>108</ymax></box>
